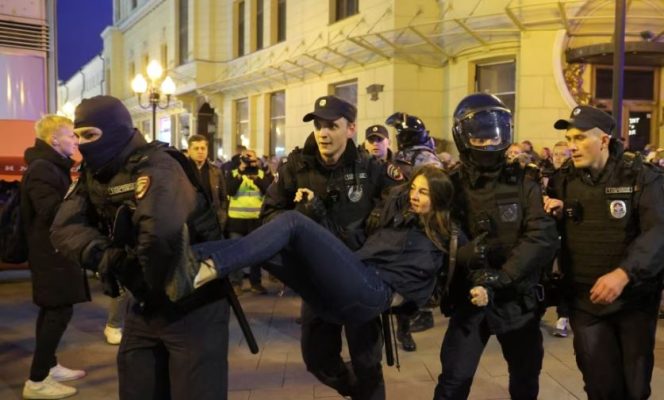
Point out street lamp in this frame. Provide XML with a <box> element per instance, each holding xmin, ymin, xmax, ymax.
<box><xmin>131</xmin><ymin>60</ymin><xmax>176</xmax><ymax>141</ymax></box>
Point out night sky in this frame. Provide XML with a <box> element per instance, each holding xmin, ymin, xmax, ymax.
<box><xmin>57</xmin><ymin>0</ymin><xmax>113</xmax><ymax>82</ymax></box>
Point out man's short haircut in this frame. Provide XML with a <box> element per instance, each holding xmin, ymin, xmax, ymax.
<box><xmin>553</xmin><ymin>141</ymin><xmax>568</xmax><ymax>148</ymax></box>
<box><xmin>187</xmin><ymin>134</ymin><xmax>209</xmax><ymax>147</ymax></box>
<box><xmin>35</xmin><ymin>114</ymin><xmax>73</xmax><ymax>141</ymax></box>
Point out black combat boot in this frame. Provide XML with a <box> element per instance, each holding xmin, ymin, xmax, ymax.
<box><xmin>409</xmin><ymin>310</ymin><xmax>434</xmax><ymax>333</ymax></box>
<box><xmin>396</xmin><ymin>314</ymin><xmax>416</xmax><ymax>352</ymax></box>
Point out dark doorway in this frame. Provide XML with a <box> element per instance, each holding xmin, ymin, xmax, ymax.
<box><xmin>197</xmin><ymin>103</ymin><xmax>218</xmax><ymax>161</ymax></box>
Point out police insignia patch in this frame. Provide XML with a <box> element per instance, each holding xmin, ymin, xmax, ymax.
<box><xmin>135</xmin><ymin>176</ymin><xmax>151</xmax><ymax>200</ymax></box>
<box><xmin>609</xmin><ymin>200</ymin><xmax>627</xmax><ymax>219</ymax></box>
<box><xmin>387</xmin><ymin>164</ymin><xmax>404</xmax><ymax>181</ymax></box>
<box><xmin>348</xmin><ymin>185</ymin><xmax>363</xmax><ymax>203</ymax></box>
<box><xmin>498</xmin><ymin>203</ymin><xmax>518</xmax><ymax>222</ymax></box>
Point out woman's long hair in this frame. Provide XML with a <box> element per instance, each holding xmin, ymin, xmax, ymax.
<box><xmin>409</xmin><ymin>165</ymin><xmax>454</xmax><ymax>252</ymax></box>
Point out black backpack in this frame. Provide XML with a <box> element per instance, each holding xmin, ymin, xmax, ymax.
<box><xmin>0</xmin><ymin>181</ymin><xmax>28</xmax><ymax>263</ymax></box>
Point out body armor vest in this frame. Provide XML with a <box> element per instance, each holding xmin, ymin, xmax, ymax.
<box><xmin>560</xmin><ymin>157</ymin><xmax>640</xmax><ymax>285</ymax></box>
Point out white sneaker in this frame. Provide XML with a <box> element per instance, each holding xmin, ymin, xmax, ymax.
<box><xmin>22</xmin><ymin>375</ymin><xmax>77</xmax><ymax>399</ymax></box>
<box><xmin>552</xmin><ymin>317</ymin><xmax>569</xmax><ymax>338</ymax></box>
<box><xmin>104</xmin><ymin>325</ymin><xmax>122</xmax><ymax>345</ymax></box>
<box><xmin>48</xmin><ymin>364</ymin><xmax>86</xmax><ymax>382</ymax></box>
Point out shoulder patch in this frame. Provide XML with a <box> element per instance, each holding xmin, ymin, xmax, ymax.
<box><xmin>387</xmin><ymin>164</ymin><xmax>405</xmax><ymax>181</ymax></box>
<box><xmin>135</xmin><ymin>176</ymin><xmax>151</xmax><ymax>200</ymax></box>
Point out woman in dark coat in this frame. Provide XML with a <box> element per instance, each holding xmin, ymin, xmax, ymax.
<box><xmin>20</xmin><ymin>115</ymin><xmax>89</xmax><ymax>399</ymax></box>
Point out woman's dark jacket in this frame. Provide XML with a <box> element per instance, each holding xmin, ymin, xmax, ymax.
<box><xmin>355</xmin><ymin>189</ymin><xmax>445</xmax><ymax>307</ymax></box>
<box><xmin>20</xmin><ymin>139</ymin><xmax>90</xmax><ymax>307</ymax></box>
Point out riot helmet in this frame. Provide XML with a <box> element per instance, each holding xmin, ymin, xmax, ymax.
<box><xmin>452</xmin><ymin>93</ymin><xmax>513</xmax><ymax>169</ymax></box>
<box><xmin>385</xmin><ymin>112</ymin><xmax>432</xmax><ymax>150</ymax></box>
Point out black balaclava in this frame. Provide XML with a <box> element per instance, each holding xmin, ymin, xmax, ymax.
<box><xmin>74</xmin><ymin>95</ymin><xmax>135</xmax><ymax>173</ymax></box>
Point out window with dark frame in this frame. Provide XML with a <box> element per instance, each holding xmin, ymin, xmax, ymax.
<box><xmin>270</xmin><ymin>91</ymin><xmax>286</xmax><ymax>157</ymax></box>
<box><xmin>475</xmin><ymin>60</ymin><xmax>516</xmax><ymax>113</ymax></box>
<box><xmin>256</xmin><ymin>0</ymin><xmax>264</xmax><ymax>50</ymax></box>
<box><xmin>238</xmin><ymin>0</ymin><xmax>246</xmax><ymax>56</ymax></box>
<box><xmin>235</xmin><ymin>98</ymin><xmax>249</xmax><ymax>148</ymax></box>
<box><xmin>178</xmin><ymin>0</ymin><xmax>189</xmax><ymax>65</ymax></box>
<box><xmin>335</xmin><ymin>0</ymin><xmax>358</xmax><ymax>22</ymax></box>
<box><xmin>277</xmin><ymin>0</ymin><xmax>286</xmax><ymax>42</ymax></box>
<box><xmin>332</xmin><ymin>80</ymin><xmax>358</xmax><ymax>107</ymax></box>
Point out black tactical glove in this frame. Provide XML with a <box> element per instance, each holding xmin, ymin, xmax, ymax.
<box><xmin>456</xmin><ymin>232</ymin><xmax>489</xmax><ymax>270</ymax></box>
<box><xmin>97</xmin><ymin>247</ymin><xmax>125</xmax><ymax>297</ymax></box>
<box><xmin>468</xmin><ymin>268</ymin><xmax>512</xmax><ymax>290</ymax></box>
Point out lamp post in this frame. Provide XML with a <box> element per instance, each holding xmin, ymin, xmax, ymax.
<box><xmin>131</xmin><ymin>60</ymin><xmax>176</xmax><ymax>141</ymax></box>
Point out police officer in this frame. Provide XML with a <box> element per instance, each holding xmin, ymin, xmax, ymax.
<box><xmin>261</xmin><ymin>95</ymin><xmax>399</xmax><ymax>400</ymax></box>
<box><xmin>433</xmin><ymin>93</ymin><xmax>558</xmax><ymax>400</ymax></box>
<box><xmin>385</xmin><ymin>112</ymin><xmax>444</xmax><ymax>349</ymax></box>
<box><xmin>544</xmin><ymin>105</ymin><xmax>664</xmax><ymax>400</ymax></box>
<box><xmin>386</xmin><ymin>112</ymin><xmax>443</xmax><ymax>177</ymax></box>
<box><xmin>363</xmin><ymin>124</ymin><xmax>393</xmax><ymax>162</ymax></box>
<box><xmin>50</xmin><ymin>96</ymin><xmax>230</xmax><ymax>400</ymax></box>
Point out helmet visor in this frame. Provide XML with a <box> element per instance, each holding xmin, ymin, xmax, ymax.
<box><xmin>456</xmin><ymin>109</ymin><xmax>512</xmax><ymax>151</ymax></box>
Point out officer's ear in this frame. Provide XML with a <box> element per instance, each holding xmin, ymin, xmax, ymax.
<box><xmin>346</xmin><ymin>120</ymin><xmax>356</xmax><ymax>139</ymax></box>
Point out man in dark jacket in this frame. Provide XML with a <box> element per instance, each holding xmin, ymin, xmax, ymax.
<box><xmin>545</xmin><ymin>106</ymin><xmax>664</xmax><ymax>399</ymax></box>
<box><xmin>187</xmin><ymin>134</ymin><xmax>229</xmax><ymax>235</ymax></box>
<box><xmin>433</xmin><ymin>94</ymin><xmax>558</xmax><ymax>400</ymax></box>
<box><xmin>21</xmin><ymin>115</ymin><xmax>89</xmax><ymax>399</ymax></box>
<box><xmin>261</xmin><ymin>95</ymin><xmax>400</xmax><ymax>400</ymax></box>
<box><xmin>50</xmin><ymin>96</ymin><xmax>230</xmax><ymax>400</ymax></box>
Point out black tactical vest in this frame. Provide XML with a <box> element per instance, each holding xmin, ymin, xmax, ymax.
<box><xmin>452</xmin><ymin>166</ymin><xmax>525</xmax><ymax>271</ymax></box>
<box><xmin>560</xmin><ymin>156</ymin><xmax>640</xmax><ymax>285</ymax></box>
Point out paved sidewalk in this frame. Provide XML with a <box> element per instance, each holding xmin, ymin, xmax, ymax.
<box><xmin>2</xmin><ymin>269</ymin><xmax>664</xmax><ymax>399</ymax></box>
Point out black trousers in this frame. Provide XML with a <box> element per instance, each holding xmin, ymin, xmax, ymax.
<box><xmin>118</xmin><ymin>298</ymin><xmax>230</xmax><ymax>400</ymax></box>
<box><xmin>433</xmin><ymin>309</ymin><xmax>543</xmax><ymax>400</ymax></box>
<box><xmin>300</xmin><ymin>302</ymin><xmax>385</xmax><ymax>400</ymax></box>
<box><xmin>570</xmin><ymin>305</ymin><xmax>658</xmax><ymax>400</ymax></box>
<box><xmin>29</xmin><ymin>305</ymin><xmax>74</xmax><ymax>381</ymax></box>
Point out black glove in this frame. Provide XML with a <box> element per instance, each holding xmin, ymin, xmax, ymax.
<box><xmin>468</xmin><ymin>268</ymin><xmax>512</xmax><ymax>290</ymax></box>
<box><xmin>97</xmin><ymin>247</ymin><xmax>126</xmax><ymax>297</ymax></box>
<box><xmin>456</xmin><ymin>232</ymin><xmax>489</xmax><ymax>270</ymax></box>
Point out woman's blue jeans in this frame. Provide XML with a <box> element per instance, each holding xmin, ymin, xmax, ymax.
<box><xmin>193</xmin><ymin>211</ymin><xmax>393</xmax><ymax>324</ymax></box>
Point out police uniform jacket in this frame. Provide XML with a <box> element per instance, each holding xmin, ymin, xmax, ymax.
<box><xmin>51</xmin><ymin>133</ymin><xmax>224</xmax><ymax>312</ymax></box>
<box><xmin>447</xmin><ymin>162</ymin><xmax>559</xmax><ymax>334</ymax></box>
<box><xmin>20</xmin><ymin>139</ymin><xmax>90</xmax><ymax>307</ymax></box>
<box><xmin>261</xmin><ymin>132</ymin><xmax>398</xmax><ymax>250</ymax></box>
<box><xmin>550</xmin><ymin>139</ymin><xmax>664</xmax><ymax>316</ymax></box>
<box><xmin>394</xmin><ymin>145</ymin><xmax>443</xmax><ymax>179</ymax></box>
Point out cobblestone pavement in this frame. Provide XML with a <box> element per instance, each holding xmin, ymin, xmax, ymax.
<box><xmin>2</xmin><ymin>269</ymin><xmax>664</xmax><ymax>399</ymax></box>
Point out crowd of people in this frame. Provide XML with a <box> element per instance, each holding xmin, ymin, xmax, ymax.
<box><xmin>13</xmin><ymin>92</ymin><xmax>664</xmax><ymax>400</ymax></box>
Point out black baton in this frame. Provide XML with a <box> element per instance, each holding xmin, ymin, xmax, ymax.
<box><xmin>381</xmin><ymin>311</ymin><xmax>394</xmax><ymax>366</ymax></box>
<box><xmin>222</xmin><ymin>277</ymin><xmax>259</xmax><ymax>354</ymax></box>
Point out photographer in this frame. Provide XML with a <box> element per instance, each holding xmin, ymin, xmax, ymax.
<box><xmin>226</xmin><ymin>149</ymin><xmax>273</xmax><ymax>294</ymax></box>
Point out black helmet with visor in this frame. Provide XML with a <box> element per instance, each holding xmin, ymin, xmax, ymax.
<box><xmin>385</xmin><ymin>112</ymin><xmax>432</xmax><ymax>150</ymax></box>
<box><xmin>452</xmin><ymin>93</ymin><xmax>513</xmax><ymax>169</ymax></box>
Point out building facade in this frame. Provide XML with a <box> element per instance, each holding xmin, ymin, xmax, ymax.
<box><xmin>60</xmin><ymin>0</ymin><xmax>664</xmax><ymax>160</ymax></box>
<box><xmin>1</xmin><ymin>0</ymin><xmax>57</xmax><ymax>181</ymax></box>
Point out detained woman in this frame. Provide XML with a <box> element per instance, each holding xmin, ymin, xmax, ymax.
<box><xmin>192</xmin><ymin>165</ymin><xmax>455</xmax><ymax>324</ymax></box>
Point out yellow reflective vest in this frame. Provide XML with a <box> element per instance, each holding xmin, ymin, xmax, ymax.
<box><xmin>227</xmin><ymin>169</ymin><xmax>265</xmax><ymax>219</ymax></box>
